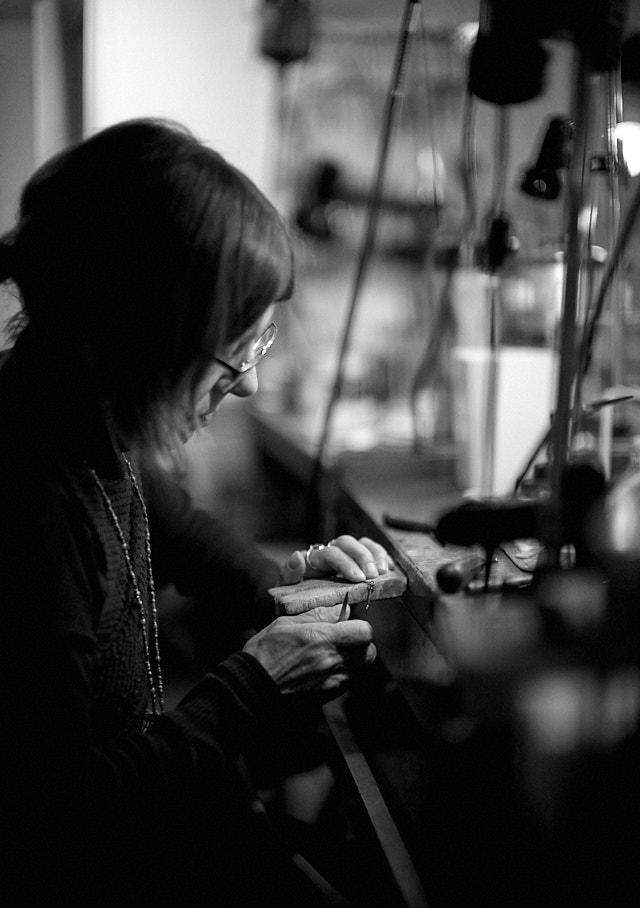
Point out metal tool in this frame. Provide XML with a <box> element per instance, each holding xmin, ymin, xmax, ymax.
<box><xmin>436</xmin><ymin>553</ymin><xmax>486</xmax><ymax>594</ymax></box>
<box><xmin>338</xmin><ymin>591</ymin><xmax>349</xmax><ymax>621</ymax></box>
<box><xmin>364</xmin><ymin>580</ymin><xmax>375</xmax><ymax>611</ymax></box>
<box><xmin>382</xmin><ymin>513</ymin><xmax>437</xmax><ymax>535</ymax></box>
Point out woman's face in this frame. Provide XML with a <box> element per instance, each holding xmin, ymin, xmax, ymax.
<box><xmin>188</xmin><ymin>305</ymin><xmax>275</xmax><ymax>433</ymax></box>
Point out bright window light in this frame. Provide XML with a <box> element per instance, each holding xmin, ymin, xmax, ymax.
<box><xmin>455</xmin><ymin>22</ymin><xmax>479</xmax><ymax>53</ymax></box>
<box><xmin>616</xmin><ymin>121</ymin><xmax>640</xmax><ymax>177</ymax></box>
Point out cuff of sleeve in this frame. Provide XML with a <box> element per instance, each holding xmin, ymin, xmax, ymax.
<box><xmin>216</xmin><ymin>651</ymin><xmax>282</xmax><ymax>713</ymax></box>
<box><xmin>174</xmin><ymin>651</ymin><xmax>282</xmax><ymax>746</ymax></box>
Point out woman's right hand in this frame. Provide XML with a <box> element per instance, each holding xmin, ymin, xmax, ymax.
<box><xmin>242</xmin><ymin>604</ymin><xmax>376</xmax><ymax>695</ymax></box>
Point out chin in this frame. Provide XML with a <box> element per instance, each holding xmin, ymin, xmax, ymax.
<box><xmin>177</xmin><ymin>426</ymin><xmax>194</xmax><ymax>445</ymax></box>
<box><xmin>177</xmin><ymin>415</ymin><xmax>201</xmax><ymax>444</ymax></box>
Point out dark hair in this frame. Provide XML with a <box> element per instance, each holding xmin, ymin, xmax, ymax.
<box><xmin>2</xmin><ymin>118</ymin><xmax>294</xmax><ymax>449</ymax></box>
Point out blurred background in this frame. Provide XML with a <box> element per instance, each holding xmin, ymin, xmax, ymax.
<box><xmin>5</xmin><ymin>6</ymin><xmax>640</xmax><ymax>902</ymax></box>
<box><xmin>2</xmin><ymin>0</ymin><xmax>640</xmax><ymax>552</ymax></box>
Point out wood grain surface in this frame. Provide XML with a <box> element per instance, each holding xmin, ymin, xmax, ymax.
<box><xmin>268</xmin><ymin>567</ymin><xmax>408</xmax><ymax>615</ymax></box>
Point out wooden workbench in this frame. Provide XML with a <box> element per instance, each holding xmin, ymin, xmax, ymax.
<box><xmin>252</xmin><ymin>409</ymin><xmax>639</xmax><ymax>907</ymax></box>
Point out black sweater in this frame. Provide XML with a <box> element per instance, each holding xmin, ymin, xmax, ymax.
<box><xmin>0</xmin><ymin>331</ymin><xmax>299</xmax><ymax>905</ymax></box>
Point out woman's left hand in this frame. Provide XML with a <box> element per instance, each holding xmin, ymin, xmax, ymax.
<box><xmin>279</xmin><ymin>535</ymin><xmax>395</xmax><ymax>585</ymax></box>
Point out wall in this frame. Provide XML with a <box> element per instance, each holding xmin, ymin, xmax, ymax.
<box><xmin>0</xmin><ymin>17</ymin><xmax>33</xmax><ymax>349</ymax></box>
<box><xmin>0</xmin><ymin>19</ymin><xmax>33</xmax><ymax>232</ymax></box>
<box><xmin>83</xmin><ymin>0</ymin><xmax>276</xmax><ymax>191</ymax></box>
<box><xmin>0</xmin><ymin>0</ymin><xmax>81</xmax><ymax>349</ymax></box>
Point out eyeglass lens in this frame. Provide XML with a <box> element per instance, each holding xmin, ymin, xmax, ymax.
<box><xmin>238</xmin><ymin>322</ymin><xmax>277</xmax><ymax>371</ymax></box>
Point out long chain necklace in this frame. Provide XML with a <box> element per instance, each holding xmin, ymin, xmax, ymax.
<box><xmin>89</xmin><ymin>454</ymin><xmax>164</xmax><ymax>728</ymax></box>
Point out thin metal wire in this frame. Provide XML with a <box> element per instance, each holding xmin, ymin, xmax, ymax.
<box><xmin>481</xmin><ymin>106</ymin><xmax>510</xmax><ymax>497</ymax></box>
<box><xmin>580</xmin><ymin>171</ymin><xmax>640</xmax><ymax>379</ymax></box>
<box><xmin>309</xmin><ymin>0</ymin><xmax>422</xmax><ymax>513</ymax></box>
<box><xmin>573</xmin><ymin>68</ymin><xmax>624</xmax><ymax>443</ymax></box>
<box><xmin>415</xmin><ymin>1</ymin><xmax>443</xmax><ymax>228</ymax></box>
<box><xmin>482</xmin><ymin>274</ymin><xmax>501</xmax><ymax>496</ymax></box>
<box><xmin>577</xmin><ymin>68</ymin><xmax>624</xmax><ymax>386</ymax></box>
<box><xmin>459</xmin><ymin>87</ymin><xmax>479</xmax><ymax>254</ymax></box>
<box><xmin>549</xmin><ymin>48</ymin><xmax>592</xmax><ymax>524</ymax></box>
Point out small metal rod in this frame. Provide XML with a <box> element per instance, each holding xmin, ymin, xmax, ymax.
<box><xmin>549</xmin><ymin>48</ymin><xmax>592</xmax><ymax>557</ymax></box>
<box><xmin>338</xmin><ymin>591</ymin><xmax>350</xmax><ymax>621</ymax></box>
<box><xmin>309</xmin><ymin>0</ymin><xmax>422</xmax><ymax>498</ymax></box>
<box><xmin>482</xmin><ymin>274</ymin><xmax>501</xmax><ymax>496</ymax></box>
<box><xmin>364</xmin><ymin>580</ymin><xmax>375</xmax><ymax>611</ymax></box>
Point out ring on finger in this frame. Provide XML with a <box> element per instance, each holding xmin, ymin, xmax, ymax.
<box><xmin>305</xmin><ymin>543</ymin><xmax>327</xmax><ymax>571</ymax></box>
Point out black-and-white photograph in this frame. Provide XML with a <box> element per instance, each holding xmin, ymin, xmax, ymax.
<box><xmin>2</xmin><ymin>2</ymin><xmax>640</xmax><ymax>904</ymax></box>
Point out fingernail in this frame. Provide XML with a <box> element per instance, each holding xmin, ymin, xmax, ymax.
<box><xmin>350</xmin><ymin>566</ymin><xmax>366</xmax><ymax>581</ymax></box>
<box><xmin>287</xmin><ymin>552</ymin><xmax>303</xmax><ymax>569</ymax></box>
<box><xmin>364</xmin><ymin>561</ymin><xmax>378</xmax><ymax>579</ymax></box>
<box><xmin>377</xmin><ymin>559</ymin><xmax>389</xmax><ymax>573</ymax></box>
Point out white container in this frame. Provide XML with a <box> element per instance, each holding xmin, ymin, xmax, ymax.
<box><xmin>452</xmin><ymin>345</ymin><xmax>558</xmax><ymax>497</ymax></box>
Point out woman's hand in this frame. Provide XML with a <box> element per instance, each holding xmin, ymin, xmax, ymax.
<box><xmin>243</xmin><ymin>604</ymin><xmax>376</xmax><ymax>695</ymax></box>
<box><xmin>279</xmin><ymin>535</ymin><xmax>395</xmax><ymax>585</ymax></box>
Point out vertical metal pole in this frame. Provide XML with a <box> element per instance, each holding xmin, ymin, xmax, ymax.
<box><xmin>605</xmin><ymin>67</ymin><xmax>624</xmax><ymax>388</ymax></box>
<box><xmin>549</xmin><ymin>50</ymin><xmax>591</xmax><ymax>539</ymax></box>
<box><xmin>482</xmin><ymin>104</ymin><xmax>510</xmax><ymax>497</ymax></box>
<box><xmin>482</xmin><ymin>273</ymin><xmax>500</xmax><ymax>496</ymax></box>
<box><xmin>308</xmin><ymin>0</ymin><xmax>422</xmax><ymax>532</ymax></box>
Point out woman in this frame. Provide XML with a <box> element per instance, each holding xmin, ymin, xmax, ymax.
<box><xmin>0</xmin><ymin>119</ymin><xmax>390</xmax><ymax>905</ymax></box>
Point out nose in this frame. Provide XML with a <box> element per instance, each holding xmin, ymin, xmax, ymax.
<box><xmin>230</xmin><ymin>367</ymin><xmax>259</xmax><ymax>398</ymax></box>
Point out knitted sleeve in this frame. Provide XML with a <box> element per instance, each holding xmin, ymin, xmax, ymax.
<box><xmin>141</xmin><ymin>462</ymin><xmax>281</xmax><ymax>630</ymax></box>
<box><xmin>0</xmin><ymin>470</ymin><xmax>284</xmax><ymax>900</ymax></box>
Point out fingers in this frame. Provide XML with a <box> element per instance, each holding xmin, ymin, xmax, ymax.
<box><xmin>304</xmin><ymin>535</ymin><xmax>395</xmax><ymax>582</ymax></box>
<box><xmin>292</xmin><ymin>620</ymin><xmax>377</xmax><ymax>690</ymax></box>
<box><xmin>330</xmin><ymin>617</ymin><xmax>375</xmax><ymax>647</ymax></box>
<box><xmin>282</xmin><ymin>609</ymin><xmax>374</xmax><ymax>649</ymax></box>
<box><xmin>288</xmin><ymin>603</ymin><xmax>345</xmax><ymax>623</ymax></box>
<box><xmin>357</xmin><ymin>536</ymin><xmax>394</xmax><ymax>573</ymax></box>
<box><xmin>279</xmin><ymin>535</ymin><xmax>395</xmax><ymax>587</ymax></box>
<box><xmin>312</xmin><ymin>640</ymin><xmax>377</xmax><ymax>699</ymax></box>
<box><xmin>276</xmin><ymin>610</ymin><xmax>375</xmax><ymax>651</ymax></box>
<box><xmin>278</xmin><ymin>550</ymin><xmax>306</xmax><ymax>585</ymax></box>
<box><xmin>284</xmin><ymin>605</ymin><xmax>376</xmax><ymax>662</ymax></box>
<box><xmin>246</xmin><ymin>612</ymin><xmax>376</xmax><ymax>698</ymax></box>
<box><xmin>318</xmin><ymin>642</ymin><xmax>377</xmax><ymax>688</ymax></box>
<box><xmin>341</xmin><ymin>640</ymin><xmax>377</xmax><ymax>666</ymax></box>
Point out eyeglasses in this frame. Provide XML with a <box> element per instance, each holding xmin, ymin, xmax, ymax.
<box><xmin>214</xmin><ymin>322</ymin><xmax>277</xmax><ymax>377</ymax></box>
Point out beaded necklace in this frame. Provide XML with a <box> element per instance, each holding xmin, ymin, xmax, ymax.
<box><xmin>89</xmin><ymin>454</ymin><xmax>164</xmax><ymax>729</ymax></box>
